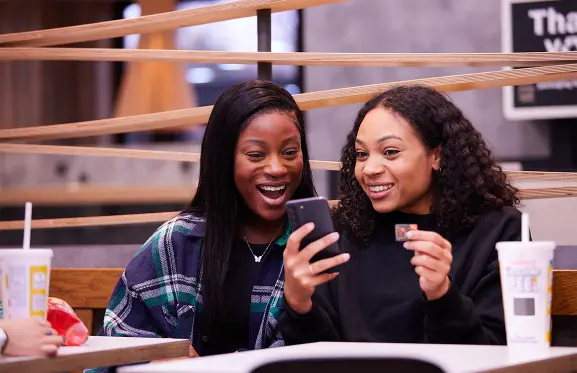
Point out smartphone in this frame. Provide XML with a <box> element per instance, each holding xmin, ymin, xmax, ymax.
<box><xmin>286</xmin><ymin>196</ymin><xmax>343</xmax><ymax>273</ymax></box>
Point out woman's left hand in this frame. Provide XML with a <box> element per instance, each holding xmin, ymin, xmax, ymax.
<box><xmin>403</xmin><ymin>230</ymin><xmax>452</xmax><ymax>300</ymax></box>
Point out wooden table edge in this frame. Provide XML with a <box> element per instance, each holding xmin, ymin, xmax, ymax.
<box><xmin>479</xmin><ymin>351</ymin><xmax>577</xmax><ymax>373</ymax></box>
<box><xmin>0</xmin><ymin>338</ymin><xmax>190</xmax><ymax>373</ymax></box>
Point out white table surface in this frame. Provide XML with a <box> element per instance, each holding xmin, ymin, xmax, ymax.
<box><xmin>0</xmin><ymin>336</ymin><xmax>189</xmax><ymax>373</ymax></box>
<box><xmin>119</xmin><ymin>342</ymin><xmax>577</xmax><ymax>373</ymax></box>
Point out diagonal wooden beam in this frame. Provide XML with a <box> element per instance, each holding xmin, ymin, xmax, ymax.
<box><xmin>0</xmin><ymin>0</ymin><xmax>346</xmax><ymax>47</ymax></box>
<box><xmin>5</xmin><ymin>143</ymin><xmax>577</xmax><ymax>179</ymax></box>
<box><xmin>1</xmin><ymin>63</ymin><xmax>577</xmax><ymax>142</ymax></box>
<box><xmin>0</xmin><ymin>48</ymin><xmax>576</xmax><ymax>67</ymax></box>
<box><xmin>1</xmin><ymin>185</ymin><xmax>577</xmax><ymax>230</ymax></box>
<box><xmin>0</xmin><ymin>143</ymin><xmax>341</xmax><ymax>170</ymax></box>
<box><xmin>0</xmin><ymin>184</ymin><xmax>575</xmax><ymax>209</ymax></box>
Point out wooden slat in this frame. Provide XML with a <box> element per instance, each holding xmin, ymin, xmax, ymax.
<box><xmin>0</xmin><ymin>184</ymin><xmax>576</xmax><ymax>209</ymax></box>
<box><xmin>0</xmin><ymin>0</ymin><xmax>346</xmax><ymax>47</ymax></box>
<box><xmin>42</xmin><ymin>268</ymin><xmax>577</xmax><ymax>317</ymax></box>
<box><xmin>552</xmin><ymin>270</ymin><xmax>577</xmax><ymax>316</ymax></box>
<box><xmin>74</xmin><ymin>308</ymin><xmax>94</xmax><ymax>336</ymax></box>
<box><xmin>508</xmin><ymin>171</ymin><xmax>577</xmax><ymax>183</ymax></box>
<box><xmin>4</xmin><ymin>144</ymin><xmax>577</xmax><ymax>180</ymax></box>
<box><xmin>0</xmin><ymin>48</ymin><xmax>576</xmax><ymax>67</ymax></box>
<box><xmin>6</xmin><ymin>143</ymin><xmax>577</xmax><ymax>180</ymax></box>
<box><xmin>0</xmin><ymin>201</ymin><xmax>340</xmax><ymax>230</ymax></box>
<box><xmin>1</xmin><ymin>63</ymin><xmax>577</xmax><ymax>142</ymax></box>
<box><xmin>519</xmin><ymin>186</ymin><xmax>577</xmax><ymax>200</ymax></box>
<box><xmin>0</xmin><ymin>184</ymin><xmax>575</xmax><ymax>210</ymax></box>
<box><xmin>0</xmin><ymin>211</ymin><xmax>180</xmax><ymax>230</ymax></box>
<box><xmin>0</xmin><ymin>184</ymin><xmax>196</xmax><ymax>205</ymax></box>
<box><xmin>0</xmin><ymin>183</ymin><xmax>577</xmax><ymax>230</ymax></box>
<box><xmin>0</xmin><ymin>144</ymin><xmax>341</xmax><ymax>171</ymax></box>
<box><xmin>49</xmin><ymin>268</ymin><xmax>124</xmax><ymax>309</ymax></box>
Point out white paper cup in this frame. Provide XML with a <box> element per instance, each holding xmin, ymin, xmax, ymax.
<box><xmin>0</xmin><ymin>249</ymin><xmax>53</xmax><ymax>320</ymax></box>
<box><xmin>496</xmin><ymin>241</ymin><xmax>555</xmax><ymax>348</ymax></box>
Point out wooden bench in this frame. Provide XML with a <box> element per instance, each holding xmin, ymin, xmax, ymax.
<box><xmin>48</xmin><ymin>268</ymin><xmax>577</xmax><ymax>336</ymax></box>
<box><xmin>551</xmin><ymin>270</ymin><xmax>577</xmax><ymax>316</ymax></box>
<box><xmin>49</xmin><ymin>268</ymin><xmax>124</xmax><ymax>334</ymax></box>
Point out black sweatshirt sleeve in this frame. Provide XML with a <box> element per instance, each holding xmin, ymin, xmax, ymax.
<box><xmin>424</xmin><ymin>209</ymin><xmax>522</xmax><ymax>345</ymax></box>
<box><xmin>279</xmin><ymin>281</ymin><xmax>341</xmax><ymax>345</ymax></box>
<box><xmin>424</xmin><ymin>270</ymin><xmax>504</xmax><ymax>344</ymax></box>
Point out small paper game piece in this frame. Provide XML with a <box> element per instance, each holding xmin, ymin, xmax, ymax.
<box><xmin>395</xmin><ymin>224</ymin><xmax>418</xmax><ymax>242</ymax></box>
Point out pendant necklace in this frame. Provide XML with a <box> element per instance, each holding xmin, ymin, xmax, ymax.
<box><xmin>243</xmin><ymin>223</ymin><xmax>283</xmax><ymax>263</ymax></box>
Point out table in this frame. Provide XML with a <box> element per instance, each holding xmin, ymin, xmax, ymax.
<box><xmin>119</xmin><ymin>342</ymin><xmax>577</xmax><ymax>373</ymax></box>
<box><xmin>0</xmin><ymin>336</ymin><xmax>189</xmax><ymax>373</ymax></box>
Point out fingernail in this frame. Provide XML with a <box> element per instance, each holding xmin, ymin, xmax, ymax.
<box><xmin>403</xmin><ymin>242</ymin><xmax>409</xmax><ymax>249</ymax></box>
<box><xmin>406</xmin><ymin>231</ymin><xmax>415</xmax><ymax>239</ymax></box>
<box><xmin>306</xmin><ymin>223</ymin><xmax>315</xmax><ymax>230</ymax></box>
<box><xmin>330</xmin><ymin>232</ymin><xmax>340</xmax><ymax>240</ymax></box>
<box><xmin>342</xmin><ymin>253</ymin><xmax>350</xmax><ymax>261</ymax></box>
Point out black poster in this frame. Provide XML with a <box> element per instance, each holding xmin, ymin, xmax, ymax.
<box><xmin>502</xmin><ymin>0</ymin><xmax>577</xmax><ymax>120</ymax></box>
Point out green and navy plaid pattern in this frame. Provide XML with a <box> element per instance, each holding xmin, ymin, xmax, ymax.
<box><xmin>84</xmin><ymin>212</ymin><xmax>288</xmax><ymax>373</ymax></box>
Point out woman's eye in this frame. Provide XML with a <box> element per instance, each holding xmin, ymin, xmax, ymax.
<box><xmin>356</xmin><ymin>151</ymin><xmax>368</xmax><ymax>159</ymax></box>
<box><xmin>384</xmin><ymin>149</ymin><xmax>399</xmax><ymax>157</ymax></box>
<box><xmin>247</xmin><ymin>153</ymin><xmax>265</xmax><ymax>159</ymax></box>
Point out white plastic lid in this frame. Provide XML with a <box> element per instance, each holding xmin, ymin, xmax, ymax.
<box><xmin>496</xmin><ymin>241</ymin><xmax>556</xmax><ymax>251</ymax></box>
<box><xmin>0</xmin><ymin>248</ymin><xmax>54</xmax><ymax>258</ymax></box>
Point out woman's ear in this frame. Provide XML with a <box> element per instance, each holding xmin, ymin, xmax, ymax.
<box><xmin>432</xmin><ymin>146</ymin><xmax>442</xmax><ymax>171</ymax></box>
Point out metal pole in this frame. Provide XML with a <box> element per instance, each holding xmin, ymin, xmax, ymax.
<box><xmin>257</xmin><ymin>8</ymin><xmax>272</xmax><ymax>81</ymax></box>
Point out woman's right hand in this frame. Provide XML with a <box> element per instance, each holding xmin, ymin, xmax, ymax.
<box><xmin>0</xmin><ymin>318</ymin><xmax>63</xmax><ymax>357</ymax></box>
<box><xmin>283</xmin><ymin>223</ymin><xmax>350</xmax><ymax>314</ymax></box>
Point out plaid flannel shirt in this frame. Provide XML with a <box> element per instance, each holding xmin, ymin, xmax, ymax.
<box><xmin>85</xmin><ymin>212</ymin><xmax>288</xmax><ymax>373</ymax></box>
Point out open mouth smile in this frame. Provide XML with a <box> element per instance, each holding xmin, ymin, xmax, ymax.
<box><xmin>257</xmin><ymin>183</ymin><xmax>288</xmax><ymax>204</ymax></box>
<box><xmin>366</xmin><ymin>183</ymin><xmax>394</xmax><ymax>199</ymax></box>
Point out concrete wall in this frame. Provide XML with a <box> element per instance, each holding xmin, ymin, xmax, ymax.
<box><xmin>303</xmin><ymin>0</ymin><xmax>551</xmax><ymax>197</ymax></box>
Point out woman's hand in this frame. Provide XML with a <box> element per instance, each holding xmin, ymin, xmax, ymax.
<box><xmin>403</xmin><ymin>230</ymin><xmax>452</xmax><ymax>300</ymax></box>
<box><xmin>0</xmin><ymin>318</ymin><xmax>63</xmax><ymax>357</ymax></box>
<box><xmin>283</xmin><ymin>223</ymin><xmax>350</xmax><ymax>314</ymax></box>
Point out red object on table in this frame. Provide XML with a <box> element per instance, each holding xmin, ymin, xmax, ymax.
<box><xmin>47</xmin><ymin>297</ymin><xmax>89</xmax><ymax>346</ymax></box>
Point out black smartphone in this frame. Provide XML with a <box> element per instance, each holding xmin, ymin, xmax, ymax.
<box><xmin>286</xmin><ymin>196</ymin><xmax>343</xmax><ymax>273</ymax></box>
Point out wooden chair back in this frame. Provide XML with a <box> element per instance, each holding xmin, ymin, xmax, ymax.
<box><xmin>48</xmin><ymin>268</ymin><xmax>577</xmax><ymax>336</ymax></box>
<box><xmin>49</xmin><ymin>268</ymin><xmax>124</xmax><ymax>334</ymax></box>
<box><xmin>552</xmin><ymin>270</ymin><xmax>577</xmax><ymax>316</ymax></box>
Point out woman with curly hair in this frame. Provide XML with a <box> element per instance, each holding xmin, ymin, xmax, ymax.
<box><xmin>280</xmin><ymin>84</ymin><xmax>522</xmax><ymax>345</ymax></box>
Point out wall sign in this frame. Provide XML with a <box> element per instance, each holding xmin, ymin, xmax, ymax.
<box><xmin>502</xmin><ymin>0</ymin><xmax>577</xmax><ymax>120</ymax></box>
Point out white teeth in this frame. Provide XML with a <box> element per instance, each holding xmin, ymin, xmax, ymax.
<box><xmin>261</xmin><ymin>185</ymin><xmax>286</xmax><ymax>192</ymax></box>
<box><xmin>369</xmin><ymin>185</ymin><xmax>392</xmax><ymax>192</ymax></box>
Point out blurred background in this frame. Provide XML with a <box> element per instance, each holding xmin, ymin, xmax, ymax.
<box><xmin>0</xmin><ymin>0</ymin><xmax>576</xmax><ymax>261</ymax></box>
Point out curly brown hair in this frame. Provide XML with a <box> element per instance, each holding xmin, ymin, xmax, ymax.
<box><xmin>333</xmin><ymin>85</ymin><xmax>520</xmax><ymax>245</ymax></box>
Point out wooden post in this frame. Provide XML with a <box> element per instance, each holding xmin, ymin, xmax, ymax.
<box><xmin>257</xmin><ymin>8</ymin><xmax>272</xmax><ymax>81</ymax></box>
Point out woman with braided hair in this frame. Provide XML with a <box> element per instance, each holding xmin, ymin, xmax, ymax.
<box><xmin>280</xmin><ymin>84</ymin><xmax>522</xmax><ymax>345</ymax></box>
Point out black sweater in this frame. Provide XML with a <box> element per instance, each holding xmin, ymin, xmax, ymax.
<box><xmin>280</xmin><ymin>207</ymin><xmax>522</xmax><ymax>345</ymax></box>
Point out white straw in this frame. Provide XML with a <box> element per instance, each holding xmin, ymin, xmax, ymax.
<box><xmin>23</xmin><ymin>202</ymin><xmax>32</xmax><ymax>250</ymax></box>
<box><xmin>521</xmin><ymin>213</ymin><xmax>529</xmax><ymax>242</ymax></box>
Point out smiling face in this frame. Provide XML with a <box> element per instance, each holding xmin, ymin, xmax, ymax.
<box><xmin>354</xmin><ymin>107</ymin><xmax>440</xmax><ymax>214</ymax></box>
<box><xmin>234</xmin><ymin>111</ymin><xmax>304</xmax><ymax>222</ymax></box>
